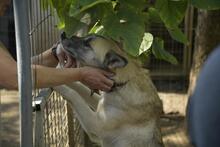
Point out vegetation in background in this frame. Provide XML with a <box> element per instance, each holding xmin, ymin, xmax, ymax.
<box><xmin>44</xmin><ymin>0</ymin><xmax>220</xmax><ymax>64</ymax></box>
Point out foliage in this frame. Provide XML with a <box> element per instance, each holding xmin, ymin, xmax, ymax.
<box><xmin>46</xmin><ymin>0</ymin><xmax>220</xmax><ymax>64</ymax></box>
<box><xmin>191</xmin><ymin>0</ymin><xmax>220</xmax><ymax>10</ymax></box>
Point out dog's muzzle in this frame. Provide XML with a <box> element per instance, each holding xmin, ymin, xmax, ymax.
<box><xmin>108</xmin><ymin>81</ymin><xmax>128</xmax><ymax>93</ymax></box>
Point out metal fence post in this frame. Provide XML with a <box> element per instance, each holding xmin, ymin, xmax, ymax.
<box><xmin>13</xmin><ymin>0</ymin><xmax>33</xmax><ymax>147</ymax></box>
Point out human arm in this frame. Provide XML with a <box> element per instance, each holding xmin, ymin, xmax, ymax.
<box><xmin>0</xmin><ymin>44</ymin><xmax>113</xmax><ymax>90</ymax></box>
<box><xmin>0</xmin><ymin>43</ymin><xmax>18</xmax><ymax>89</ymax></box>
<box><xmin>31</xmin><ymin>48</ymin><xmax>58</xmax><ymax>67</ymax></box>
<box><xmin>34</xmin><ymin>65</ymin><xmax>113</xmax><ymax>91</ymax></box>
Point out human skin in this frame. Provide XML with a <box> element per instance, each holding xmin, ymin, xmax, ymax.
<box><xmin>0</xmin><ymin>43</ymin><xmax>113</xmax><ymax>91</ymax></box>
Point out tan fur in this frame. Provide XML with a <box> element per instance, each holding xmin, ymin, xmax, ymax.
<box><xmin>55</xmin><ymin>35</ymin><xmax>164</xmax><ymax>147</ymax></box>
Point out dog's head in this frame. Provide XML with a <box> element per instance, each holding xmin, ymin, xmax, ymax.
<box><xmin>60</xmin><ymin>32</ymin><xmax>128</xmax><ymax>71</ymax></box>
<box><xmin>60</xmin><ymin>32</ymin><xmax>143</xmax><ymax>85</ymax></box>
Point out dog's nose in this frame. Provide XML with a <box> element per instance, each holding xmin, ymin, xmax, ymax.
<box><xmin>61</xmin><ymin>32</ymin><xmax>66</xmax><ymax>40</ymax></box>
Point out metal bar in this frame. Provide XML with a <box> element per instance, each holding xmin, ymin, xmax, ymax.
<box><xmin>13</xmin><ymin>0</ymin><xmax>33</xmax><ymax>147</ymax></box>
<box><xmin>33</xmin><ymin>88</ymin><xmax>53</xmax><ymax>112</ymax></box>
<box><xmin>33</xmin><ymin>88</ymin><xmax>52</xmax><ymax>147</ymax></box>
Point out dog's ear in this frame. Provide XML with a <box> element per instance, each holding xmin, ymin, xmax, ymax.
<box><xmin>103</xmin><ymin>51</ymin><xmax>128</xmax><ymax>69</ymax></box>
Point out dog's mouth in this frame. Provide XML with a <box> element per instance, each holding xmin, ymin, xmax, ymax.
<box><xmin>108</xmin><ymin>80</ymin><xmax>129</xmax><ymax>93</ymax></box>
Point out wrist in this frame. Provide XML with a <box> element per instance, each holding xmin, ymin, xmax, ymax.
<box><xmin>77</xmin><ymin>67</ymin><xmax>84</xmax><ymax>82</ymax></box>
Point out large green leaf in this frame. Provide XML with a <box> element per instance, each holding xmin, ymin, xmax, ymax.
<box><xmin>168</xmin><ymin>26</ymin><xmax>188</xmax><ymax>44</ymax></box>
<box><xmin>191</xmin><ymin>0</ymin><xmax>220</xmax><ymax>10</ymax></box>
<box><xmin>118</xmin><ymin>0</ymin><xmax>147</xmax><ymax>11</ymax></box>
<box><xmin>148</xmin><ymin>7</ymin><xmax>162</xmax><ymax>24</ymax></box>
<box><xmin>64</xmin><ymin>16</ymin><xmax>87</xmax><ymax>37</ymax></box>
<box><xmin>101</xmin><ymin>7</ymin><xmax>145</xmax><ymax>56</ymax></box>
<box><xmin>152</xmin><ymin>38</ymin><xmax>178</xmax><ymax>65</ymax></box>
<box><xmin>70</xmin><ymin>0</ymin><xmax>110</xmax><ymax>17</ymax></box>
<box><xmin>50</xmin><ymin>0</ymin><xmax>72</xmax><ymax>18</ymax></box>
<box><xmin>86</xmin><ymin>3</ymin><xmax>112</xmax><ymax>24</ymax></box>
<box><xmin>155</xmin><ymin>0</ymin><xmax>188</xmax><ymax>28</ymax></box>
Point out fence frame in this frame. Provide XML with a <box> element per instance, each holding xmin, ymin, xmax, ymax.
<box><xmin>33</xmin><ymin>88</ymin><xmax>52</xmax><ymax>147</ymax></box>
<box><xmin>13</xmin><ymin>0</ymin><xmax>33</xmax><ymax>146</ymax></box>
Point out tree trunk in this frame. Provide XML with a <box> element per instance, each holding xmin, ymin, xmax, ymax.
<box><xmin>188</xmin><ymin>10</ymin><xmax>220</xmax><ymax>96</ymax></box>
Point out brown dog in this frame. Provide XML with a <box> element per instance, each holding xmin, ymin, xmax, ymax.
<box><xmin>54</xmin><ymin>33</ymin><xmax>164</xmax><ymax>147</ymax></box>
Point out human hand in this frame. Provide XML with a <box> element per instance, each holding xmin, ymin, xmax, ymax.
<box><xmin>79</xmin><ymin>67</ymin><xmax>114</xmax><ymax>92</ymax></box>
<box><xmin>56</xmin><ymin>43</ymin><xmax>76</xmax><ymax>68</ymax></box>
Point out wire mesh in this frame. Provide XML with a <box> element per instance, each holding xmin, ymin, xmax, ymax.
<box><xmin>42</xmin><ymin>92</ymin><xmax>69</xmax><ymax>147</ymax></box>
<box><xmin>146</xmin><ymin>7</ymin><xmax>195</xmax><ymax>79</ymax></box>
<box><xmin>148</xmin><ymin>22</ymin><xmax>191</xmax><ymax>77</ymax></box>
<box><xmin>28</xmin><ymin>0</ymin><xmax>85</xmax><ymax>147</ymax></box>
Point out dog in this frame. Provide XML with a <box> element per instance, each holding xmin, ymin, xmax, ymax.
<box><xmin>54</xmin><ymin>32</ymin><xmax>164</xmax><ymax>147</ymax></box>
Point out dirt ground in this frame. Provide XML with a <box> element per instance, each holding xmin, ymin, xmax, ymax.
<box><xmin>159</xmin><ymin>92</ymin><xmax>192</xmax><ymax>147</ymax></box>
<box><xmin>0</xmin><ymin>90</ymin><xmax>192</xmax><ymax>147</ymax></box>
<box><xmin>0</xmin><ymin>90</ymin><xmax>19</xmax><ymax>147</ymax></box>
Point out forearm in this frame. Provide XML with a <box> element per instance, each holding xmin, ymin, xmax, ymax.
<box><xmin>0</xmin><ymin>46</ymin><xmax>18</xmax><ymax>89</ymax></box>
<box><xmin>32</xmin><ymin>48</ymin><xmax>58</xmax><ymax>67</ymax></box>
<box><xmin>33</xmin><ymin>65</ymin><xmax>81</xmax><ymax>88</ymax></box>
<box><xmin>0</xmin><ymin>64</ymin><xmax>81</xmax><ymax>90</ymax></box>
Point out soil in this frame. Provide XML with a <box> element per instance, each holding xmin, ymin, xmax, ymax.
<box><xmin>0</xmin><ymin>90</ymin><xmax>192</xmax><ymax>147</ymax></box>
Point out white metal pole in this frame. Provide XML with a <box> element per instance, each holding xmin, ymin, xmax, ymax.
<box><xmin>13</xmin><ymin>0</ymin><xmax>33</xmax><ymax>146</ymax></box>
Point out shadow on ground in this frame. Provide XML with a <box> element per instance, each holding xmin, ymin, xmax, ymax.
<box><xmin>160</xmin><ymin>114</ymin><xmax>192</xmax><ymax>147</ymax></box>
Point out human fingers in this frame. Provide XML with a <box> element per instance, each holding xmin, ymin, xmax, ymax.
<box><xmin>100</xmin><ymin>84</ymin><xmax>111</xmax><ymax>92</ymax></box>
<box><xmin>101</xmin><ymin>76</ymin><xmax>114</xmax><ymax>87</ymax></box>
<box><xmin>100</xmin><ymin>69</ymin><xmax>115</xmax><ymax>78</ymax></box>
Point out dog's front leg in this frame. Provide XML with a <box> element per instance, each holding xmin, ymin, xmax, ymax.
<box><xmin>66</xmin><ymin>82</ymin><xmax>100</xmax><ymax>110</ymax></box>
<box><xmin>54</xmin><ymin>85</ymin><xmax>101</xmax><ymax>138</ymax></box>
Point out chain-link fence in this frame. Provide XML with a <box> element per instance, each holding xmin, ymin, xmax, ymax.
<box><xmin>28</xmin><ymin>0</ymin><xmax>85</xmax><ymax>146</ymax></box>
<box><xmin>147</xmin><ymin>7</ymin><xmax>195</xmax><ymax>78</ymax></box>
<box><xmin>33</xmin><ymin>89</ymin><xmax>85</xmax><ymax>147</ymax></box>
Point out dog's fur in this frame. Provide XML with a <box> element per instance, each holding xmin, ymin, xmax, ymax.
<box><xmin>54</xmin><ymin>33</ymin><xmax>164</xmax><ymax>147</ymax></box>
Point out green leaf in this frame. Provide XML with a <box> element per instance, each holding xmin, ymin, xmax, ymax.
<box><xmin>101</xmin><ymin>7</ymin><xmax>145</xmax><ymax>56</ymax></box>
<box><xmin>78</xmin><ymin>0</ymin><xmax>96</xmax><ymax>6</ymax></box>
<box><xmin>50</xmin><ymin>0</ymin><xmax>72</xmax><ymax>24</ymax></box>
<box><xmin>152</xmin><ymin>38</ymin><xmax>178</xmax><ymax>65</ymax></box>
<box><xmin>155</xmin><ymin>0</ymin><xmax>188</xmax><ymax>28</ymax></box>
<box><xmin>86</xmin><ymin>3</ymin><xmax>112</xmax><ymax>24</ymax></box>
<box><xmin>64</xmin><ymin>15</ymin><xmax>87</xmax><ymax>37</ymax></box>
<box><xmin>138</xmin><ymin>51</ymin><xmax>151</xmax><ymax>64</ymax></box>
<box><xmin>191</xmin><ymin>0</ymin><xmax>220</xmax><ymax>10</ymax></box>
<box><xmin>118</xmin><ymin>0</ymin><xmax>146</xmax><ymax>11</ymax></box>
<box><xmin>167</xmin><ymin>26</ymin><xmax>188</xmax><ymax>44</ymax></box>
<box><xmin>139</xmin><ymin>33</ymin><xmax>154</xmax><ymax>55</ymax></box>
<box><xmin>89</xmin><ymin>23</ymin><xmax>104</xmax><ymax>34</ymax></box>
<box><xmin>148</xmin><ymin>8</ymin><xmax>162</xmax><ymax>24</ymax></box>
<box><xmin>70</xmin><ymin>0</ymin><xmax>110</xmax><ymax>17</ymax></box>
